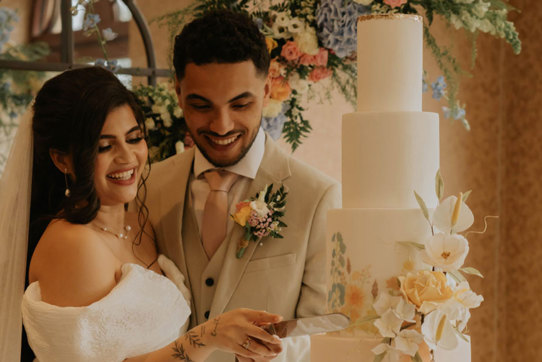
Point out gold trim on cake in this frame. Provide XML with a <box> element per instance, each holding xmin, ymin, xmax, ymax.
<box><xmin>357</xmin><ymin>14</ymin><xmax>423</xmax><ymax>23</ymax></box>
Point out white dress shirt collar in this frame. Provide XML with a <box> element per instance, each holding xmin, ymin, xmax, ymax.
<box><xmin>193</xmin><ymin>127</ymin><xmax>265</xmax><ymax>180</ymax></box>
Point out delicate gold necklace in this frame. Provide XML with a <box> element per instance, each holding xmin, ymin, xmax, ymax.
<box><xmin>95</xmin><ymin>224</ymin><xmax>132</xmax><ymax>239</ymax></box>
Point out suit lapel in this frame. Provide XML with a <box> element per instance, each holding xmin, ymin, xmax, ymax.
<box><xmin>210</xmin><ymin>137</ymin><xmax>291</xmax><ymax>316</ymax></box>
<box><xmin>159</xmin><ymin>148</ymin><xmax>195</xmax><ymax>284</ymax></box>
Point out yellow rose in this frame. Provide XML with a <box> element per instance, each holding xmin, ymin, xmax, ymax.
<box><xmin>232</xmin><ymin>204</ymin><xmax>252</xmax><ymax>227</ymax></box>
<box><xmin>265</xmin><ymin>37</ymin><xmax>278</xmax><ymax>53</ymax></box>
<box><xmin>399</xmin><ymin>270</ymin><xmax>453</xmax><ymax>308</ymax></box>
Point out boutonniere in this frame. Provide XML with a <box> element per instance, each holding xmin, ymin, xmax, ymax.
<box><xmin>231</xmin><ymin>184</ymin><xmax>288</xmax><ymax>258</ymax></box>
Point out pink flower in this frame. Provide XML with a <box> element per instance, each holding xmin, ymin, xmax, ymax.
<box><xmin>309</xmin><ymin>67</ymin><xmax>333</xmax><ymax>82</ymax></box>
<box><xmin>313</xmin><ymin>48</ymin><xmax>329</xmax><ymax>67</ymax></box>
<box><xmin>281</xmin><ymin>41</ymin><xmax>302</xmax><ymax>62</ymax></box>
<box><xmin>383</xmin><ymin>0</ymin><xmax>407</xmax><ymax>8</ymax></box>
<box><xmin>299</xmin><ymin>48</ymin><xmax>328</xmax><ymax>67</ymax></box>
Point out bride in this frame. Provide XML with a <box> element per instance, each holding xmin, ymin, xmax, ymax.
<box><xmin>0</xmin><ymin>66</ymin><xmax>282</xmax><ymax>362</ymax></box>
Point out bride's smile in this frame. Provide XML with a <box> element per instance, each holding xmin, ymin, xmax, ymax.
<box><xmin>94</xmin><ymin>104</ymin><xmax>147</xmax><ymax>206</ymax></box>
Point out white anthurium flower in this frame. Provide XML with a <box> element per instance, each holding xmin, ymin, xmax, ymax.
<box><xmin>394</xmin><ymin>329</ymin><xmax>424</xmax><ymax>357</ymax></box>
<box><xmin>456</xmin><ymin>308</ymin><xmax>471</xmax><ymax>333</ymax></box>
<box><xmin>423</xmin><ymin>232</ymin><xmax>469</xmax><ymax>271</ymax></box>
<box><xmin>432</xmin><ymin>195</ymin><xmax>474</xmax><ymax>234</ymax></box>
<box><xmin>422</xmin><ymin>310</ymin><xmax>458</xmax><ymax>351</ymax></box>
<box><xmin>374</xmin><ymin>309</ymin><xmax>403</xmax><ymax>338</ymax></box>
<box><xmin>454</xmin><ymin>281</ymin><xmax>484</xmax><ymax>309</ymax></box>
<box><xmin>394</xmin><ymin>297</ymin><xmax>416</xmax><ymax>322</ymax></box>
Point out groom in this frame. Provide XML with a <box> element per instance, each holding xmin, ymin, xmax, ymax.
<box><xmin>146</xmin><ymin>9</ymin><xmax>340</xmax><ymax>361</ymax></box>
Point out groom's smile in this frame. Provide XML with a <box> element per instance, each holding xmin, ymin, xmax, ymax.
<box><xmin>176</xmin><ymin>61</ymin><xmax>269</xmax><ymax>167</ymax></box>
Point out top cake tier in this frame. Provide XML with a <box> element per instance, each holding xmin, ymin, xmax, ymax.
<box><xmin>357</xmin><ymin>14</ymin><xmax>423</xmax><ymax>112</ymax></box>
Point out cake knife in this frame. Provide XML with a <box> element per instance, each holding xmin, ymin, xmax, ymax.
<box><xmin>262</xmin><ymin>313</ymin><xmax>349</xmax><ymax>338</ymax></box>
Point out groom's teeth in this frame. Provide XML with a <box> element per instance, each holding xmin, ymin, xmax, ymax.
<box><xmin>211</xmin><ymin>135</ymin><xmax>238</xmax><ymax>145</ymax></box>
<box><xmin>108</xmin><ymin>169</ymin><xmax>134</xmax><ymax>180</ymax></box>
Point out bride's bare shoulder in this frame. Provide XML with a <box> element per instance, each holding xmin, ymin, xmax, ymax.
<box><xmin>29</xmin><ymin>219</ymin><xmax>119</xmax><ymax>307</ymax></box>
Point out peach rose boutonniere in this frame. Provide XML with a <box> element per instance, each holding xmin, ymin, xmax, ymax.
<box><xmin>231</xmin><ymin>184</ymin><xmax>288</xmax><ymax>258</ymax></box>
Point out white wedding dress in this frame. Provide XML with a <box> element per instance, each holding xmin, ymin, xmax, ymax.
<box><xmin>21</xmin><ymin>255</ymin><xmax>191</xmax><ymax>362</ymax></box>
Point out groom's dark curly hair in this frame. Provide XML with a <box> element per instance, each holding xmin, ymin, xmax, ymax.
<box><xmin>173</xmin><ymin>9</ymin><xmax>270</xmax><ymax>80</ymax></box>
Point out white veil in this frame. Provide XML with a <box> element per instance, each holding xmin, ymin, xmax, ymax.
<box><xmin>0</xmin><ymin>111</ymin><xmax>33</xmax><ymax>361</ymax></box>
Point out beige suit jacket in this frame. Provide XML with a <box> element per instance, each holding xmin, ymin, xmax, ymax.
<box><xmin>145</xmin><ymin>136</ymin><xmax>340</xmax><ymax>358</ymax></box>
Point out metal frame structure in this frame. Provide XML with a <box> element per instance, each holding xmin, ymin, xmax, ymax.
<box><xmin>0</xmin><ymin>0</ymin><xmax>170</xmax><ymax>85</ymax></box>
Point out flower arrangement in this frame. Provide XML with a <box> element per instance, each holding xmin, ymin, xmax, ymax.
<box><xmin>71</xmin><ymin>0</ymin><xmax>121</xmax><ymax>72</ymax></box>
<box><xmin>0</xmin><ymin>7</ymin><xmax>49</xmax><ymax>171</ymax></box>
<box><xmin>231</xmin><ymin>184</ymin><xmax>288</xmax><ymax>258</ymax></box>
<box><xmin>155</xmin><ymin>0</ymin><xmax>521</xmax><ymax>151</ymax></box>
<box><xmin>132</xmin><ymin>83</ymin><xmax>193</xmax><ymax>162</ymax></box>
<box><xmin>370</xmin><ymin>172</ymin><xmax>485</xmax><ymax>361</ymax></box>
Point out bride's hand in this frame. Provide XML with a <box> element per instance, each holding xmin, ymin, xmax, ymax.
<box><xmin>202</xmin><ymin>308</ymin><xmax>283</xmax><ymax>359</ymax></box>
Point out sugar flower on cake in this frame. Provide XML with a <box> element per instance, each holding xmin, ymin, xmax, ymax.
<box><xmin>421</xmin><ymin>309</ymin><xmax>458</xmax><ymax>350</ymax></box>
<box><xmin>422</xmin><ymin>232</ymin><xmax>469</xmax><ymax>272</ymax></box>
<box><xmin>371</xmin><ymin>171</ymin><xmax>486</xmax><ymax>361</ymax></box>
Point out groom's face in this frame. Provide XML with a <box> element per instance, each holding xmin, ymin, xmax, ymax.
<box><xmin>176</xmin><ymin>60</ymin><xmax>269</xmax><ymax>167</ymax></box>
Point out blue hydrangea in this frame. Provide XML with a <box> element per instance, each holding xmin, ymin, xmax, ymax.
<box><xmin>431</xmin><ymin>75</ymin><xmax>447</xmax><ymax>100</ymax></box>
<box><xmin>83</xmin><ymin>13</ymin><xmax>101</xmax><ymax>31</ymax></box>
<box><xmin>262</xmin><ymin>103</ymin><xmax>290</xmax><ymax>140</ymax></box>
<box><xmin>316</xmin><ymin>0</ymin><xmax>369</xmax><ymax>58</ymax></box>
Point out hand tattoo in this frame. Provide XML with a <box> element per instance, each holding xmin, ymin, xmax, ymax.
<box><xmin>185</xmin><ymin>330</ymin><xmax>205</xmax><ymax>348</ymax></box>
<box><xmin>172</xmin><ymin>342</ymin><xmax>194</xmax><ymax>362</ymax></box>
<box><xmin>211</xmin><ymin>317</ymin><xmax>220</xmax><ymax>337</ymax></box>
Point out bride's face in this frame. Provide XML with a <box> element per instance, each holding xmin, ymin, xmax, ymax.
<box><xmin>94</xmin><ymin>104</ymin><xmax>147</xmax><ymax>206</ymax></box>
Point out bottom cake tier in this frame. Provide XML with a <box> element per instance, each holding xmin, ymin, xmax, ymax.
<box><xmin>310</xmin><ymin>333</ymin><xmax>471</xmax><ymax>362</ymax></box>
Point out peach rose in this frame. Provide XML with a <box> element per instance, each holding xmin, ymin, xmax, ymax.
<box><xmin>269</xmin><ymin>76</ymin><xmax>291</xmax><ymax>101</ymax></box>
<box><xmin>232</xmin><ymin>204</ymin><xmax>252</xmax><ymax>227</ymax></box>
<box><xmin>280</xmin><ymin>41</ymin><xmax>302</xmax><ymax>62</ymax></box>
<box><xmin>384</xmin><ymin>0</ymin><xmax>407</xmax><ymax>8</ymax></box>
<box><xmin>308</xmin><ymin>66</ymin><xmax>333</xmax><ymax>82</ymax></box>
<box><xmin>399</xmin><ymin>270</ymin><xmax>453</xmax><ymax>309</ymax></box>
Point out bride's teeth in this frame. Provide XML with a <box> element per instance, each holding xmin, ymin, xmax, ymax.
<box><xmin>212</xmin><ymin>136</ymin><xmax>237</xmax><ymax>145</ymax></box>
<box><xmin>108</xmin><ymin>169</ymin><xmax>134</xmax><ymax>180</ymax></box>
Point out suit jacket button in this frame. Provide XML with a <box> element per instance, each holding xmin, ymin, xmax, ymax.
<box><xmin>205</xmin><ymin>277</ymin><xmax>214</xmax><ymax>286</ymax></box>
<box><xmin>204</xmin><ymin>310</ymin><xmax>210</xmax><ymax>319</ymax></box>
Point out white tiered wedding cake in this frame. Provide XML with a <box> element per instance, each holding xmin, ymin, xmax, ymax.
<box><xmin>311</xmin><ymin>14</ymin><xmax>471</xmax><ymax>361</ymax></box>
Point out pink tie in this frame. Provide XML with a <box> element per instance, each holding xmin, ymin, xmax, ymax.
<box><xmin>201</xmin><ymin>170</ymin><xmax>239</xmax><ymax>259</ymax></box>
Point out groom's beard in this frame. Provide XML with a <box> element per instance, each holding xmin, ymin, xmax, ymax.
<box><xmin>192</xmin><ymin>121</ymin><xmax>261</xmax><ymax>168</ymax></box>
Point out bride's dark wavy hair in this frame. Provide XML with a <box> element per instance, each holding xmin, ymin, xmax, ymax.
<box><xmin>29</xmin><ymin>66</ymin><xmax>152</xmax><ymax>264</ymax></box>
